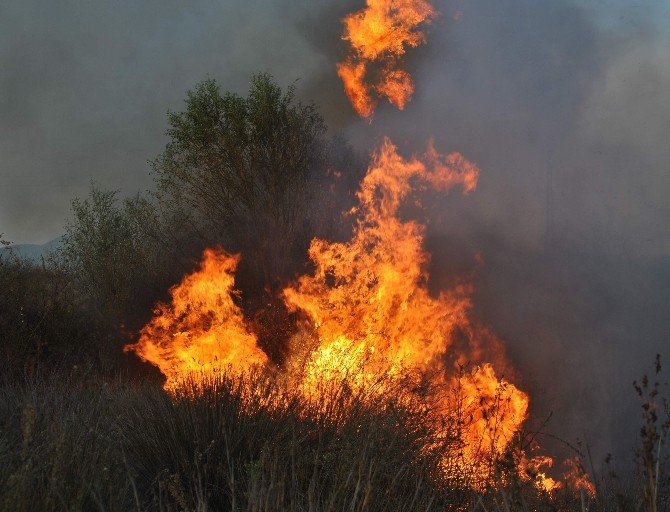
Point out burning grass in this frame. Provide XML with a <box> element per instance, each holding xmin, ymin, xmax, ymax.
<box><xmin>122</xmin><ymin>137</ymin><xmax>580</xmax><ymax>492</ymax></box>
<box><xmin>0</xmin><ymin>371</ymin><xmax>455</xmax><ymax>511</ymax></box>
<box><xmin>0</xmin><ymin>369</ymin><xmax>613</xmax><ymax>512</ymax></box>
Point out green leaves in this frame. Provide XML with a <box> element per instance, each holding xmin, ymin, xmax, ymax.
<box><xmin>154</xmin><ymin>73</ymin><xmax>325</xmax><ymax>249</ymax></box>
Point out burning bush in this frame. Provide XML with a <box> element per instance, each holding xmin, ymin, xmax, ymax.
<box><xmin>55</xmin><ymin>75</ymin><xmax>363</xmax><ymax>367</ymax></box>
<box><xmin>124</xmin><ymin>135</ymin><xmax>578</xmax><ymax>494</ymax></box>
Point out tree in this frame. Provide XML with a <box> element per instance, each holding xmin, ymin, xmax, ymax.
<box><xmin>59</xmin><ymin>75</ymin><xmax>362</xmax><ymax>365</ymax></box>
<box><xmin>62</xmin><ymin>187</ymin><xmax>137</xmax><ymax>317</ymax></box>
<box><xmin>150</xmin><ymin>74</ymin><xmax>362</xmax><ymax>360</ymax></box>
<box><xmin>152</xmin><ymin>74</ymin><xmax>330</xmax><ymax>293</ymax></box>
<box><xmin>60</xmin><ymin>186</ymin><xmax>174</xmax><ymax>330</ymax></box>
<box><xmin>0</xmin><ymin>243</ymin><xmax>98</xmax><ymax>379</ymax></box>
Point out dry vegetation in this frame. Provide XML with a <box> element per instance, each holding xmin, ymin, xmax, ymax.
<box><xmin>1</xmin><ymin>76</ymin><xmax>668</xmax><ymax>511</ymax></box>
<box><xmin>0</xmin><ymin>368</ymin><xmax>668</xmax><ymax>511</ymax></box>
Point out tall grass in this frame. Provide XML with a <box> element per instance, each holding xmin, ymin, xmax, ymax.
<box><xmin>0</xmin><ymin>369</ymin><xmax>665</xmax><ymax>511</ymax></box>
<box><xmin>0</xmin><ymin>371</ymin><xmax>460</xmax><ymax>511</ymax></box>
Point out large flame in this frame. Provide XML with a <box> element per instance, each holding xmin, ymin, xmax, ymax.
<box><xmin>338</xmin><ymin>0</ymin><xmax>437</xmax><ymax>119</ymax></box>
<box><xmin>126</xmin><ymin>138</ymin><xmax>546</xmax><ymax>486</ymax></box>
<box><xmin>284</xmin><ymin>138</ymin><xmax>479</xmax><ymax>380</ymax></box>
<box><xmin>283</xmin><ymin>139</ymin><xmax>530</xmax><ymax>479</ymax></box>
<box><xmin>122</xmin><ymin>0</ymin><xmax>594</xmax><ymax>496</ymax></box>
<box><xmin>124</xmin><ymin>249</ymin><xmax>268</xmax><ymax>390</ymax></box>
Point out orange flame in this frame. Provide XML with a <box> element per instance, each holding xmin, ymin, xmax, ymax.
<box><xmin>520</xmin><ymin>454</ymin><xmax>560</xmax><ymax>493</ymax></box>
<box><xmin>124</xmin><ymin>249</ymin><xmax>268</xmax><ymax>390</ymax></box>
<box><xmin>455</xmin><ymin>365</ymin><xmax>528</xmax><ymax>466</ymax></box>
<box><xmin>337</xmin><ymin>60</ymin><xmax>376</xmax><ymax>119</ymax></box>
<box><xmin>338</xmin><ymin>0</ymin><xmax>437</xmax><ymax>118</ymax></box>
<box><xmin>563</xmin><ymin>456</ymin><xmax>597</xmax><ymax>497</ymax></box>
<box><xmin>126</xmin><ymin>138</ymin><xmax>536</xmax><ymax>484</ymax></box>
<box><xmin>283</xmin><ymin>138</ymin><xmax>480</xmax><ymax>380</ymax></box>
<box><xmin>280</xmin><ymin>140</ymin><xmax>533</xmax><ymax>479</ymax></box>
<box><xmin>121</xmin><ymin>0</ymin><xmax>599</xmax><ymax>496</ymax></box>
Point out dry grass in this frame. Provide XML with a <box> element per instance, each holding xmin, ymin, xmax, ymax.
<box><xmin>0</xmin><ymin>371</ymin><xmax>458</xmax><ymax>511</ymax></box>
<box><xmin>0</xmin><ymin>369</ymin><xmax>666</xmax><ymax>512</ymax></box>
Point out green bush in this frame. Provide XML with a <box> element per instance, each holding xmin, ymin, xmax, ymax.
<box><xmin>0</xmin><ymin>254</ymin><xmax>100</xmax><ymax>380</ymax></box>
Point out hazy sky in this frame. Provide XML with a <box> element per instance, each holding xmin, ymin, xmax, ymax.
<box><xmin>1</xmin><ymin>0</ymin><xmax>333</xmax><ymax>244</ymax></box>
<box><xmin>1</xmin><ymin>0</ymin><xmax>668</xmax><ymax>250</ymax></box>
<box><xmin>2</xmin><ymin>0</ymin><xmax>670</xmax><ymax>462</ymax></box>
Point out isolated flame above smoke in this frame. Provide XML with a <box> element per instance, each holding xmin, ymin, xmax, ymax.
<box><xmin>338</xmin><ymin>0</ymin><xmax>437</xmax><ymax>118</ymax></box>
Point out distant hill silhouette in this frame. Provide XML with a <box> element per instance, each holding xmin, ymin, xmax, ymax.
<box><xmin>0</xmin><ymin>237</ymin><xmax>63</xmax><ymax>263</ymax></box>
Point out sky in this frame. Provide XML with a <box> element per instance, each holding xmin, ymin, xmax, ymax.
<box><xmin>2</xmin><ymin>0</ymin><xmax>670</xmax><ymax>463</ymax></box>
<box><xmin>1</xmin><ymin>0</ymin><xmax>668</xmax><ymax>250</ymax></box>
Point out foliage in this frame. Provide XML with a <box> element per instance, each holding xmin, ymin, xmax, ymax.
<box><xmin>0</xmin><ymin>366</ymin><xmax>668</xmax><ymax>511</ymax></box>
<box><xmin>152</xmin><ymin>74</ymin><xmax>333</xmax><ymax>294</ymax></box>
<box><xmin>62</xmin><ymin>187</ymin><xmax>143</xmax><ymax>319</ymax></box>
<box><xmin>0</xmin><ymin>255</ymin><xmax>96</xmax><ymax>380</ymax></box>
<box><xmin>0</xmin><ymin>373</ymin><xmax>458</xmax><ymax>511</ymax></box>
<box><xmin>60</xmin><ymin>186</ymin><xmax>179</xmax><ymax>330</ymax></box>
<box><xmin>634</xmin><ymin>355</ymin><xmax>670</xmax><ymax>512</ymax></box>
<box><xmin>55</xmin><ymin>75</ymin><xmax>361</xmax><ymax>363</ymax></box>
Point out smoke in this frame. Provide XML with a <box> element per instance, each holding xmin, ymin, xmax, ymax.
<box><xmin>303</xmin><ymin>0</ymin><xmax>670</xmax><ymax>462</ymax></box>
<box><xmin>2</xmin><ymin>0</ymin><xmax>669</xmax><ymax>465</ymax></box>
<box><xmin>348</xmin><ymin>0</ymin><xmax>670</xmax><ymax>464</ymax></box>
<box><xmin>0</xmin><ymin>0</ymin><xmax>331</xmax><ymax>244</ymax></box>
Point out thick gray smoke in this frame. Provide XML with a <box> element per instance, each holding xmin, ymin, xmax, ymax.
<box><xmin>2</xmin><ymin>0</ymin><xmax>669</xmax><ymax>467</ymax></box>
<box><xmin>303</xmin><ymin>0</ymin><xmax>670</xmax><ymax>464</ymax></box>
<box><xmin>361</xmin><ymin>0</ymin><xmax>670</xmax><ymax>466</ymax></box>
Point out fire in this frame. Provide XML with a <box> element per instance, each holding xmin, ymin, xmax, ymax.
<box><xmin>284</xmin><ymin>139</ymin><xmax>534</xmax><ymax>479</ymax></box>
<box><xmin>119</xmin><ymin>0</ymin><xmax>599</xmax><ymax>499</ymax></box>
<box><xmin>520</xmin><ymin>454</ymin><xmax>559</xmax><ymax>493</ymax></box>
<box><xmin>127</xmin><ymin>138</ymin><xmax>537</xmax><ymax>485</ymax></box>
<box><xmin>284</xmin><ymin>138</ymin><xmax>479</xmax><ymax>378</ymax></box>
<box><xmin>454</xmin><ymin>365</ymin><xmax>528</xmax><ymax>466</ymax></box>
<box><xmin>563</xmin><ymin>457</ymin><xmax>597</xmax><ymax>497</ymax></box>
<box><xmin>337</xmin><ymin>60</ymin><xmax>375</xmax><ymax>119</ymax></box>
<box><xmin>338</xmin><ymin>0</ymin><xmax>437</xmax><ymax>118</ymax></box>
<box><xmin>124</xmin><ymin>249</ymin><xmax>268</xmax><ymax>390</ymax></box>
